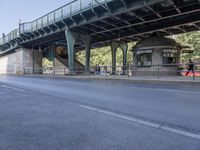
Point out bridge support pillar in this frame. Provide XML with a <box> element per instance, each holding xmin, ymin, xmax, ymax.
<box><xmin>111</xmin><ymin>41</ymin><xmax>128</xmax><ymax>75</ymax></box>
<box><xmin>65</xmin><ymin>29</ymin><xmax>91</xmax><ymax>73</ymax></box>
<box><xmin>32</xmin><ymin>50</ymin><xmax>43</xmax><ymax>74</ymax></box>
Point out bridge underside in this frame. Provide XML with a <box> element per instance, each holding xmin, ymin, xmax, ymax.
<box><xmin>16</xmin><ymin>0</ymin><xmax>200</xmax><ymax>50</ymax></box>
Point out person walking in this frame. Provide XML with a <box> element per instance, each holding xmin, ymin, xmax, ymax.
<box><xmin>95</xmin><ymin>65</ymin><xmax>98</xmax><ymax>75</ymax></box>
<box><xmin>97</xmin><ymin>65</ymin><xmax>101</xmax><ymax>75</ymax></box>
<box><xmin>95</xmin><ymin>64</ymin><xmax>101</xmax><ymax>75</ymax></box>
<box><xmin>186</xmin><ymin>59</ymin><xmax>194</xmax><ymax>76</ymax></box>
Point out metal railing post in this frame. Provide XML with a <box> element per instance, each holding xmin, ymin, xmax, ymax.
<box><xmin>157</xmin><ymin>64</ymin><xmax>160</xmax><ymax>80</ymax></box>
<box><xmin>61</xmin><ymin>8</ymin><xmax>64</xmax><ymax>20</ymax></box>
<box><xmin>47</xmin><ymin>15</ymin><xmax>49</xmax><ymax>26</ymax></box>
<box><xmin>80</xmin><ymin>0</ymin><xmax>82</xmax><ymax>11</ymax></box>
<box><xmin>193</xmin><ymin>63</ymin><xmax>195</xmax><ymax>81</ymax></box>
<box><xmin>54</xmin><ymin>12</ymin><xmax>56</xmax><ymax>23</ymax></box>
<box><xmin>105</xmin><ymin>66</ymin><xmax>108</xmax><ymax>78</ymax></box>
<box><xmin>89</xmin><ymin>67</ymin><xmax>91</xmax><ymax>78</ymax></box>
<box><xmin>70</xmin><ymin>4</ymin><xmax>72</xmax><ymax>15</ymax></box>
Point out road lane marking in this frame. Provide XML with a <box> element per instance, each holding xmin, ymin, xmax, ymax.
<box><xmin>80</xmin><ymin>105</ymin><xmax>160</xmax><ymax>128</ymax></box>
<box><xmin>161</xmin><ymin>126</ymin><xmax>200</xmax><ymax>140</ymax></box>
<box><xmin>80</xmin><ymin>105</ymin><xmax>200</xmax><ymax>140</ymax></box>
<box><xmin>155</xmin><ymin>89</ymin><xmax>200</xmax><ymax>94</ymax></box>
<box><xmin>129</xmin><ymin>86</ymin><xmax>200</xmax><ymax>95</ymax></box>
<box><xmin>1</xmin><ymin>85</ymin><xmax>26</xmax><ymax>92</ymax></box>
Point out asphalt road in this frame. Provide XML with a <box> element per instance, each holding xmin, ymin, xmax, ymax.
<box><xmin>0</xmin><ymin>75</ymin><xmax>200</xmax><ymax>150</ymax></box>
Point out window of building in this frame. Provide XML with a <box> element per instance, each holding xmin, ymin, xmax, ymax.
<box><xmin>162</xmin><ymin>49</ymin><xmax>177</xmax><ymax>64</ymax></box>
<box><xmin>137</xmin><ymin>49</ymin><xmax>152</xmax><ymax>66</ymax></box>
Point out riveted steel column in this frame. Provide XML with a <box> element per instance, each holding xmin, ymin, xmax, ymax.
<box><xmin>111</xmin><ymin>41</ymin><xmax>119</xmax><ymax>75</ymax></box>
<box><xmin>120</xmin><ymin>42</ymin><xmax>128</xmax><ymax>75</ymax></box>
<box><xmin>65</xmin><ymin>28</ymin><xmax>91</xmax><ymax>73</ymax></box>
<box><xmin>65</xmin><ymin>28</ymin><xmax>76</xmax><ymax>72</ymax></box>
<box><xmin>81</xmin><ymin>35</ymin><xmax>91</xmax><ymax>73</ymax></box>
<box><xmin>85</xmin><ymin>42</ymin><xmax>91</xmax><ymax>73</ymax></box>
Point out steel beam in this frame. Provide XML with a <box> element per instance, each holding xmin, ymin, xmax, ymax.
<box><xmin>145</xmin><ymin>5</ymin><xmax>162</xmax><ymax>18</ymax></box>
<box><xmin>193</xmin><ymin>23</ymin><xmax>200</xmax><ymax>30</ymax></box>
<box><xmin>167</xmin><ymin>0</ymin><xmax>181</xmax><ymax>14</ymax></box>
<box><xmin>92</xmin><ymin>7</ymin><xmax>200</xmax><ymax>35</ymax></box>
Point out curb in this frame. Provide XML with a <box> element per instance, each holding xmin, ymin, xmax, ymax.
<box><xmin>4</xmin><ymin>74</ymin><xmax>200</xmax><ymax>86</ymax></box>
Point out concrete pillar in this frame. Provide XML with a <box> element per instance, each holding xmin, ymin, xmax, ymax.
<box><xmin>33</xmin><ymin>49</ymin><xmax>43</xmax><ymax>74</ymax></box>
<box><xmin>65</xmin><ymin>28</ymin><xmax>91</xmax><ymax>73</ymax></box>
<box><xmin>111</xmin><ymin>41</ymin><xmax>128</xmax><ymax>74</ymax></box>
<box><xmin>0</xmin><ymin>48</ymin><xmax>42</xmax><ymax>75</ymax></box>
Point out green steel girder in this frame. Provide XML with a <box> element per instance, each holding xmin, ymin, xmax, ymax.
<box><xmin>65</xmin><ymin>28</ymin><xmax>91</xmax><ymax>73</ymax></box>
<box><xmin>111</xmin><ymin>40</ymin><xmax>128</xmax><ymax>74</ymax></box>
<box><xmin>1</xmin><ymin>0</ymin><xmax>200</xmax><ymax>55</ymax></box>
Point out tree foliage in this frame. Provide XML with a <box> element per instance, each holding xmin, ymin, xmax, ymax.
<box><xmin>174</xmin><ymin>31</ymin><xmax>200</xmax><ymax>63</ymax></box>
<box><xmin>76</xmin><ymin>42</ymin><xmax>135</xmax><ymax>66</ymax></box>
<box><xmin>42</xmin><ymin>58</ymin><xmax>53</xmax><ymax>68</ymax></box>
<box><xmin>75</xmin><ymin>32</ymin><xmax>200</xmax><ymax>66</ymax></box>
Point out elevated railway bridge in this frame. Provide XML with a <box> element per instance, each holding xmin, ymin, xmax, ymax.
<box><xmin>0</xmin><ymin>0</ymin><xmax>200</xmax><ymax>74</ymax></box>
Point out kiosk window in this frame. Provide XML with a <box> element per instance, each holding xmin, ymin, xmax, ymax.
<box><xmin>137</xmin><ymin>50</ymin><xmax>152</xmax><ymax>66</ymax></box>
<box><xmin>162</xmin><ymin>49</ymin><xmax>177</xmax><ymax>64</ymax></box>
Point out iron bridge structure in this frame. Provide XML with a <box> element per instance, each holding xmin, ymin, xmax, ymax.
<box><xmin>0</xmin><ymin>0</ymin><xmax>200</xmax><ymax>72</ymax></box>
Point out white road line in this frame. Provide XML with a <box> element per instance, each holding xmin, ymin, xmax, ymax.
<box><xmin>80</xmin><ymin>105</ymin><xmax>200</xmax><ymax>140</ymax></box>
<box><xmin>129</xmin><ymin>86</ymin><xmax>200</xmax><ymax>94</ymax></box>
<box><xmin>155</xmin><ymin>89</ymin><xmax>200</xmax><ymax>94</ymax></box>
<box><xmin>1</xmin><ymin>85</ymin><xmax>26</xmax><ymax>92</ymax></box>
<box><xmin>161</xmin><ymin>126</ymin><xmax>200</xmax><ymax>140</ymax></box>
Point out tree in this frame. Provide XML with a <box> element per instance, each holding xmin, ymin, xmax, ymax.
<box><xmin>173</xmin><ymin>31</ymin><xmax>200</xmax><ymax>63</ymax></box>
<box><xmin>42</xmin><ymin>58</ymin><xmax>53</xmax><ymax>68</ymax></box>
<box><xmin>76</xmin><ymin>42</ymin><xmax>136</xmax><ymax>67</ymax></box>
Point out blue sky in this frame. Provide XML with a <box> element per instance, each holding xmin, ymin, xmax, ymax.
<box><xmin>0</xmin><ymin>0</ymin><xmax>72</xmax><ymax>36</ymax></box>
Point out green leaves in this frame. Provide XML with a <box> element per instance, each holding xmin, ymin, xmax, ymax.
<box><xmin>76</xmin><ymin>32</ymin><xmax>200</xmax><ymax>66</ymax></box>
<box><xmin>174</xmin><ymin>31</ymin><xmax>200</xmax><ymax>63</ymax></box>
<box><xmin>42</xmin><ymin>58</ymin><xmax>53</xmax><ymax>68</ymax></box>
<box><xmin>76</xmin><ymin>42</ymin><xmax>135</xmax><ymax>66</ymax></box>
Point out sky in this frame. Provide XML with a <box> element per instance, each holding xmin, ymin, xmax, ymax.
<box><xmin>0</xmin><ymin>0</ymin><xmax>72</xmax><ymax>36</ymax></box>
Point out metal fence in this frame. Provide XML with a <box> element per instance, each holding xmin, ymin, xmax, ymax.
<box><xmin>21</xmin><ymin>63</ymin><xmax>200</xmax><ymax>81</ymax></box>
<box><xmin>20</xmin><ymin>0</ymin><xmax>112</xmax><ymax>33</ymax></box>
<box><xmin>0</xmin><ymin>29</ymin><xmax>20</xmax><ymax>45</ymax></box>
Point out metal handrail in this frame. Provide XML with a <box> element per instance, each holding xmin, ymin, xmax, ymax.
<box><xmin>0</xmin><ymin>38</ymin><xmax>2</xmax><ymax>45</ymax></box>
<box><xmin>1</xmin><ymin>0</ymin><xmax>110</xmax><ymax>45</ymax></box>
<box><xmin>0</xmin><ymin>29</ymin><xmax>20</xmax><ymax>45</ymax></box>
<box><xmin>19</xmin><ymin>0</ymin><xmax>110</xmax><ymax>33</ymax></box>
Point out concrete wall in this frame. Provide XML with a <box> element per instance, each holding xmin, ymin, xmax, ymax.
<box><xmin>0</xmin><ymin>48</ymin><xmax>42</xmax><ymax>75</ymax></box>
<box><xmin>54</xmin><ymin>58</ymin><xmax>69</xmax><ymax>75</ymax></box>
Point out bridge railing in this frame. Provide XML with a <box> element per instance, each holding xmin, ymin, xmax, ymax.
<box><xmin>1</xmin><ymin>0</ymin><xmax>111</xmax><ymax>45</ymax></box>
<box><xmin>0</xmin><ymin>38</ymin><xmax>3</xmax><ymax>45</ymax></box>
<box><xmin>0</xmin><ymin>29</ymin><xmax>20</xmax><ymax>45</ymax></box>
<box><xmin>20</xmin><ymin>0</ymin><xmax>111</xmax><ymax>33</ymax></box>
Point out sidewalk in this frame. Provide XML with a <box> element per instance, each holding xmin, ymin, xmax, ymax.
<box><xmin>13</xmin><ymin>74</ymin><xmax>200</xmax><ymax>85</ymax></box>
<box><xmin>68</xmin><ymin>75</ymin><xmax>200</xmax><ymax>84</ymax></box>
